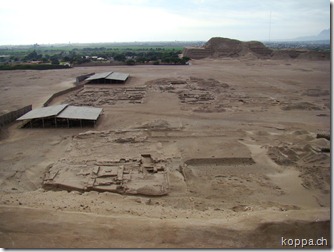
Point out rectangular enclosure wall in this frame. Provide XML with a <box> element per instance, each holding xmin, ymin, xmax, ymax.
<box><xmin>0</xmin><ymin>105</ymin><xmax>32</xmax><ymax>127</ymax></box>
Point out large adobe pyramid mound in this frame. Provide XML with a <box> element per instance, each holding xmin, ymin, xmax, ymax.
<box><xmin>204</xmin><ymin>37</ymin><xmax>273</xmax><ymax>58</ymax></box>
<box><xmin>183</xmin><ymin>37</ymin><xmax>329</xmax><ymax>60</ymax></box>
<box><xmin>183</xmin><ymin>37</ymin><xmax>273</xmax><ymax>59</ymax></box>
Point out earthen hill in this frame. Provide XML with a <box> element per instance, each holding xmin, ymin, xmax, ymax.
<box><xmin>183</xmin><ymin>37</ymin><xmax>329</xmax><ymax>60</ymax></box>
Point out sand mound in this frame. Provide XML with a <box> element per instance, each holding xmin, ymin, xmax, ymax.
<box><xmin>308</xmin><ymin>138</ymin><xmax>330</xmax><ymax>153</ymax></box>
<box><xmin>267</xmin><ymin>131</ymin><xmax>330</xmax><ymax>194</ymax></box>
<box><xmin>268</xmin><ymin>146</ymin><xmax>299</xmax><ymax>165</ymax></box>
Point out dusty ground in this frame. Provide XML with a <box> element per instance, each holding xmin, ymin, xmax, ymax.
<box><xmin>0</xmin><ymin>58</ymin><xmax>330</xmax><ymax>248</ymax></box>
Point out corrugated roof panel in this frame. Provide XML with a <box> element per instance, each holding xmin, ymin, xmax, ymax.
<box><xmin>106</xmin><ymin>72</ymin><xmax>129</xmax><ymax>81</ymax></box>
<box><xmin>86</xmin><ymin>72</ymin><xmax>112</xmax><ymax>81</ymax></box>
<box><xmin>57</xmin><ymin>106</ymin><xmax>102</xmax><ymax>120</ymax></box>
<box><xmin>17</xmin><ymin>104</ymin><xmax>68</xmax><ymax>120</ymax></box>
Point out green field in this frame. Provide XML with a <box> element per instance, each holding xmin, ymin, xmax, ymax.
<box><xmin>0</xmin><ymin>41</ymin><xmax>201</xmax><ymax>68</ymax></box>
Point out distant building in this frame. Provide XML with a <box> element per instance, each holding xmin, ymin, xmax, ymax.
<box><xmin>60</xmin><ymin>62</ymin><xmax>71</xmax><ymax>67</ymax></box>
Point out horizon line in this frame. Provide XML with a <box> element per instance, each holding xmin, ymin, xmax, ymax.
<box><xmin>0</xmin><ymin>38</ymin><xmax>330</xmax><ymax>47</ymax></box>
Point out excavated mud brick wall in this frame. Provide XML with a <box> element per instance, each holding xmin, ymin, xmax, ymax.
<box><xmin>0</xmin><ymin>105</ymin><xmax>32</xmax><ymax>127</ymax></box>
<box><xmin>43</xmin><ymin>84</ymin><xmax>84</xmax><ymax>107</ymax></box>
<box><xmin>76</xmin><ymin>73</ymin><xmax>95</xmax><ymax>84</ymax></box>
<box><xmin>182</xmin><ymin>48</ymin><xmax>212</xmax><ymax>59</ymax></box>
<box><xmin>247</xmin><ymin>42</ymin><xmax>273</xmax><ymax>56</ymax></box>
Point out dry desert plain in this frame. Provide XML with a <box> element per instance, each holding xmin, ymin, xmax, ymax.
<box><xmin>0</xmin><ymin>57</ymin><xmax>331</xmax><ymax>248</ymax></box>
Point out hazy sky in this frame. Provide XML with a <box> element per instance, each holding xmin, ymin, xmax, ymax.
<box><xmin>0</xmin><ymin>0</ymin><xmax>330</xmax><ymax>45</ymax></box>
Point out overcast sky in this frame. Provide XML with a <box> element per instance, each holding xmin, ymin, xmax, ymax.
<box><xmin>0</xmin><ymin>0</ymin><xmax>330</xmax><ymax>45</ymax></box>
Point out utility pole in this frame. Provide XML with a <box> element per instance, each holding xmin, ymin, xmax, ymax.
<box><xmin>269</xmin><ymin>11</ymin><xmax>272</xmax><ymax>42</ymax></box>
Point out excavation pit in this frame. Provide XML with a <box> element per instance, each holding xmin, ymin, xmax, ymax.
<box><xmin>185</xmin><ymin>157</ymin><xmax>255</xmax><ymax>166</ymax></box>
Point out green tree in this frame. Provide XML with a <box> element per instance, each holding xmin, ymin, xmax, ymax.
<box><xmin>126</xmin><ymin>59</ymin><xmax>136</xmax><ymax>65</ymax></box>
<box><xmin>114</xmin><ymin>53</ymin><xmax>126</xmax><ymax>62</ymax></box>
<box><xmin>51</xmin><ymin>56</ymin><xmax>60</xmax><ymax>65</ymax></box>
<box><xmin>25</xmin><ymin>50</ymin><xmax>42</xmax><ymax>61</ymax></box>
<box><xmin>136</xmin><ymin>57</ymin><xmax>147</xmax><ymax>63</ymax></box>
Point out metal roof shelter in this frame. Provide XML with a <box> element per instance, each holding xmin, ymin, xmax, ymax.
<box><xmin>86</xmin><ymin>71</ymin><xmax>129</xmax><ymax>84</ymax></box>
<box><xmin>57</xmin><ymin>106</ymin><xmax>102</xmax><ymax>120</ymax></box>
<box><xmin>106</xmin><ymin>72</ymin><xmax>129</xmax><ymax>81</ymax></box>
<box><xmin>17</xmin><ymin>104</ymin><xmax>68</xmax><ymax>120</ymax></box>
<box><xmin>86</xmin><ymin>72</ymin><xmax>111</xmax><ymax>81</ymax></box>
<box><xmin>17</xmin><ymin>104</ymin><xmax>102</xmax><ymax>128</ymax></box>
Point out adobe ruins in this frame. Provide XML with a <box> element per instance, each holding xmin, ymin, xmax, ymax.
<box><xmin>44</xmin><ymin>154</ymin><xmax>169</xmax><ymax>196</ymax></box>
<box><xmin>183</xmin><ymin>37</ymin><xmax>329</xmax><ymax>60</ymax></box>
<box><xmin>183</xmin><ymin>37</ymin><xmax>273</xmax><ymax>59</ymax></box>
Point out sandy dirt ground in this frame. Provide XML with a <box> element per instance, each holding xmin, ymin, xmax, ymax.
<box><xmin>0</xmin><ymin>58</ymin><xmax>330</xmax><ymax>248</ymax></box>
